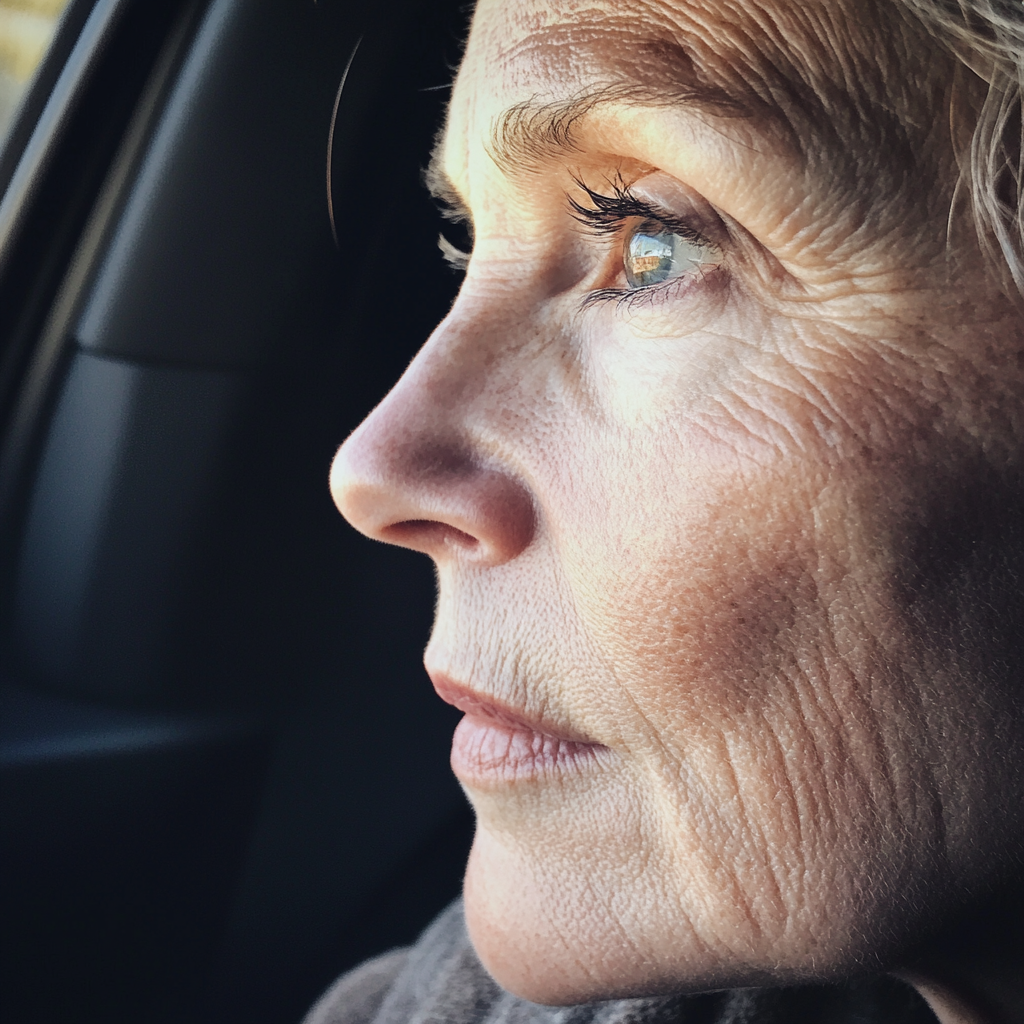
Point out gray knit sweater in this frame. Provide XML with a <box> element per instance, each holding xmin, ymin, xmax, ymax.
<box><xmin>303</xmin><ymin>900</ymin><xmax>937</xmax><ymax>1024</ymax></box>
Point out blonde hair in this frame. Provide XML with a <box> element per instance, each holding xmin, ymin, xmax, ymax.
<box><xmin>901</xmin><ymin>1</ymin><xmax>1024</xmax><ymax>293</ymax></box>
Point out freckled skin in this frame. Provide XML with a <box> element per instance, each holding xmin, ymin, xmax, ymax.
<box><xmin>331</xmin><ymin>0</ymin><xmax>1024</xmax><ymax>1011</ymax></box>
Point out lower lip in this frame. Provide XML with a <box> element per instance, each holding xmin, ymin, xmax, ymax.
<box><xmin>450</xmin><ymin>713</ymin><xmax>602</xmax><ymax>785</ymax></box>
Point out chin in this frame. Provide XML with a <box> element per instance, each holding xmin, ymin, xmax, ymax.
<box><xmin>460</xmin><ymin>823</ymin><xmax>772</xmax><ymax>1006</ymax></box>
<box><xmin>461</xmin><ymin>823</ymin><xmax>654</xmax><ymax>1005</ymax></box>
<box><xmin>462</xmin><ymin>848</ymin><xmax>621</xmax><ymax>1006</ymax></box>
<box><xmin>459</xmin><ymin>812</ymin><xmax>955</xmax><ymax>1006</ymax></box>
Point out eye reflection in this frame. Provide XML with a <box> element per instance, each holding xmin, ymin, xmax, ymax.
<box><xmin>624</xmin><ymin>220</ymin><xmax>719</xmax><ymax>289</ymax></box>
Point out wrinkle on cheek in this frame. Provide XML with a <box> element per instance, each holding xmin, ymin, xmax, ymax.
<box><xmin>681</xmin><ymin>317</ymin><xmax>964</xmax><ymax>473</ymax></box>
<box><xmin>564</xmin><ymin>442</ymin><xmax>958</xmax><ymax>940</ymax></box>
<box><xmin>580</xmin><ymin>298</ymin><xmax>927</xmax><ymax>470</ymax></box>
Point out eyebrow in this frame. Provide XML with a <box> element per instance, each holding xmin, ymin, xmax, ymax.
<box><xmin>424</xmin><ymin>82</ymin><xmax>756</xmax><ymax>221</ymax></box>
<box><xmin>424</xmin><ymin>34</ymin><xmax>773</xmax><ymax>216</ymax></box>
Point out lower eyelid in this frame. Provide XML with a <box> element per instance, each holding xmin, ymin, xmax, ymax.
<box><xmin>581</xmin><ymin>260</ymin><xmax>725</xmax><ymax>314</ymax></box>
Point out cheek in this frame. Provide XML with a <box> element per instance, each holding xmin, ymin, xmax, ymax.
<box><xmin>549</xmin><ymin>409</ymin><xmax>961</xmax><ymax>938</ymax></box>
<box><xmin>557</xmin><ymin>411</ymin><xmax>832</xmax><ymax>719</ymax></box>
<box><xmin>574</xmin><ymin>292</ymin><xmax>740</xmax><ymax>431</ymax></box>
<box><xmin>450</xmin><ymin>293</ymin><xmax>1024</xmax><ymax>990</ymax></box>
<box><xmin>562</xmin><ymin>308</ymin><xmax>933</xmax><ymax>726</ymax></box>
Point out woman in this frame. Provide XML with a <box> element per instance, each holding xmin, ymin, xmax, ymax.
<box><xmin>312</xmin><ymin>1</ymin><xmax>1024</xmax><ymax>1022</ymax></box>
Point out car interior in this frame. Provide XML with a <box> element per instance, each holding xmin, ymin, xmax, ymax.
<box><xmin>0</xmin><ymin>1</ymin><xmax>475</xmax><ymax>1021</ymax></box>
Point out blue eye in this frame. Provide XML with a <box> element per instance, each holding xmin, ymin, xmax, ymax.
<box><xmin>624</xmin><ymin>220</ymin><xmax>720</xmax><ymax>289</ymax></box>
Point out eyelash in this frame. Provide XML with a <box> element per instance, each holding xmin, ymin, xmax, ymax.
<box><xmin>567</xmin><ymin>177</ymin><xmax>681</xmax><ymax>236</ymax></box>
<box><xmin>438</xmin><ymin>232</ymin><xmax>470</xmax><ymax>272</ymax></box>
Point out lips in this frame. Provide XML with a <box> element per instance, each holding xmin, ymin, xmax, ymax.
<box><xmin>430</xmin><ymin>674</ymin><xmax>605</xmax><ymax>785</ymax></box>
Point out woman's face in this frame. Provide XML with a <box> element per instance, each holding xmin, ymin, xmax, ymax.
<box><xmin>332</xmin><ymin>0</ymin><xmax>1024</xmax><ymax>1004</ymax></box>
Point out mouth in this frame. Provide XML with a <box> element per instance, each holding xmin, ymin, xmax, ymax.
<box><xmin>430</xmin><ymin>674</ymin><xmax>606</xmax><ymax>786</ymax></box>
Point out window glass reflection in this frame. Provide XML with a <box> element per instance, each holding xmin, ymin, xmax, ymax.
<box><xmin>0</xmin><ymin>0</ymin><xmax>71</xmax><ymax>147</ymax></box>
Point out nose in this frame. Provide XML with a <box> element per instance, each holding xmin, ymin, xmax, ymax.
<box><xmin>329</xmin><ymin>326</ymin><xmax>536</xmax><ymax>567</ymax></box>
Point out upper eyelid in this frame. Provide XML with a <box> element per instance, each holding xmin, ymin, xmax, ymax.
<box><xmin>566</xmin><ymin>178</ymin><xmax>705</xmax><ymax>243</ymax></box>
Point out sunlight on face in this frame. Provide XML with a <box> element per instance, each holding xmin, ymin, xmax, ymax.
<box><xmin>331</xmin><ymin>0</ymin><xmax>1024</xmax><ymax>1004</ymax></box>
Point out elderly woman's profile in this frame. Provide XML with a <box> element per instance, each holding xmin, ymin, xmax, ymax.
<box><xmin>307</xmin><ymin>1</ymin><xmax>1024</xmax><ymax>1023</ymax></box>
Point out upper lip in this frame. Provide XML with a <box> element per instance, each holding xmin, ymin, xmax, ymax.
<box><xmin>429</xmin><ymin>672</ymin><xmax>600</xmax><ymax>746</ymax></box>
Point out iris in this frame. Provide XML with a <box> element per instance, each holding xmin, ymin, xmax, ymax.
<box><xmin>624</xmin><ymin>220</ymin><xmax>718</xmax><ymax>289</ymax></box>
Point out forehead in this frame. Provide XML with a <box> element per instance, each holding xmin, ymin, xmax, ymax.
<box><xmin>463</xmin><ymin>0</ymin><xmax>931</xmax><ymax>113</ymax></box>
<box><xmin>444</xmin><ymin>0</ymin><xmax>954</xmax><ymax>226</ymax></box>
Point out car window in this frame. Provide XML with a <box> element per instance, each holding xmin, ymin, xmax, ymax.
<box><xmin>0</xmin><ymin>0</ymin><xmax>71</xmax><ymax>146</ymax></box>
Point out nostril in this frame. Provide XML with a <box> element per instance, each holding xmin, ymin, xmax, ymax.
<box><xmin>384</xmin><ymin>520</ymin><xmax>480</xmax><ymax>552</ymax></box>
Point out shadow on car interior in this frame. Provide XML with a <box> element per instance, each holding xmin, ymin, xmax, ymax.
<box><xmin>0</xmin><ymin>1</ymin><xmax>475</xmax><ymax>1021</ymax></box>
